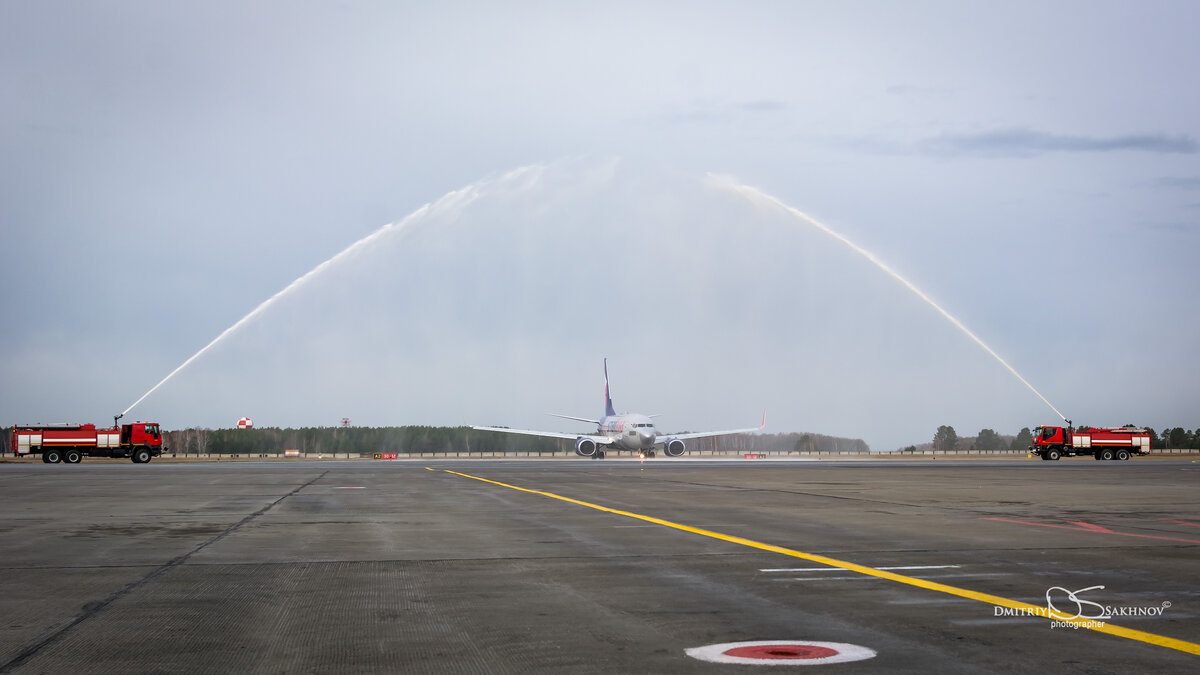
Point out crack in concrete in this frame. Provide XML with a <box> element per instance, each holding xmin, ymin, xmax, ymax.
<box><xmin>0</xmin><ymin>471</ymin><xmax>328</xmax><ymax>673</ymax></box>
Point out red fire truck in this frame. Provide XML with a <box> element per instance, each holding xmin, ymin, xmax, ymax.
<box><xmin>10</xmin><ymin>421</ymin><xmax>165</xmax><ymax>464</ymax></box>
<box><xmin>1030</xmin><ymin>423</ymin><xmax>1150</xmax><ymax>461</ymax></box>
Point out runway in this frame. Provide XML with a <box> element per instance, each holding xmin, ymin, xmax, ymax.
<box><xmin>1</xmin><ymin>458</ymin><xmax>1197</xmax><ymax>672</ymax></box>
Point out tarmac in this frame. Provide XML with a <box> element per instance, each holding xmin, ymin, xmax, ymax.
<box><xmin>0</xmin><ymin>457</ymin><xmax>1197</xmax><ymax>673</ymax></box>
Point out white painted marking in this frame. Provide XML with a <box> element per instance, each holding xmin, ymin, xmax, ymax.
<box><xmin>772</xmin><ymin>576</ymin><xmax>873</xmax><ymax>581</ymax></box>
<box><xmin>887</xmin><ymin>597</ymin><xmax>974</xmax><ymax>605</ymax></box>
<box><xmin>761</xmin><ymin>564</ymin><xmax>962</xmax><ymax>572</ymax></box>
<box><xmin>913</xmin><ymin>573</ymin><xmax>1014</xmax><ymax>579</ymax></box>
<box><xmin>686</xmin><ymin>640</ymin><xmax>876</xmax><ymax>666</ymax></box>
<box><xmin>760</xmin><ymin>567</ymin><xmax>841</xmax><ymax>572</ymax></box>
<box><xmin>773</xmin><ymin>572</ymin><xmax>1008</xmax><ymax>582</ymax></box>
<box><xmin>952</xmin><ymin>618</ymin><xmax>1044</xmax><ymax>626</ymax></box>
<box><xmin>335</xmin><ymin>486</ymin><xmax>366</xmax><ymax>489</ymax></box>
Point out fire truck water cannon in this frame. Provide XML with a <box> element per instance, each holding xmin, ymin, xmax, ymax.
<box><xmin>11</xmin><ymin>419</ymin><xmax>165</xmax><ymax>464</ymax></box>
<box><xmin>1029</xmin><ymin>420</ymin><xmax>1150</xmax><ymax>462</ymax></box>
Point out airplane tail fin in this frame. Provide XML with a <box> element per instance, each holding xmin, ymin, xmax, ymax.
<box><xmin>603</xmin><ymin>358</ymin><xmax>617</xmax><ymax>417</ymax></box>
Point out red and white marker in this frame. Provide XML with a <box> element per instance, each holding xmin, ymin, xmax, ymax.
<box><xmin>686</xmin><ymin>640</ymin><xmax>876</xmax><ymax>666</ymax></box>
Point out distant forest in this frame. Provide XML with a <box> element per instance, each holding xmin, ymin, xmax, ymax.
<box><xmin>159</xmin><ymin>423</ymin><xmax>1200</xmax><ymax>455</ymax></box>
<box><xmin>160</xmin><ymin>426</ymin><xmax>870</xmax><ymax>456</ymax></box>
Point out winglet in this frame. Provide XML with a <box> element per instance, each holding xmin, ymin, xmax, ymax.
<box><xmin>603</xmin><ymin>358</ymin><xmax>617</xmax><ymax>417</ymax></box>
<box><xmin>759</xmin><ymin>409</ymin><xmax>767</xmax><ymax>430</ymax></box>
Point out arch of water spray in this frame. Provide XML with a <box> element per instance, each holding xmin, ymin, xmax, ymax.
<box><xmin>706</xmin><ymin>174</ymin><xmax>1066</xmax><ymax>422</ymax></box>
<box><xmin>119</xmin><ymin>163</ymin><xmax>549</xmax><ymax>418</ymax></box>
<box><xmin>122</xmin><ymin>161</ymin><xmax>1065</xmax><ymax>426</ymax></box>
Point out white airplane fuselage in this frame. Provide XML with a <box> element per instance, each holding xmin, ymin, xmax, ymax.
<box><xmin>596</xmin><ymin>413</ymin><xmax>657</xmax><ymax>451</ymax></box>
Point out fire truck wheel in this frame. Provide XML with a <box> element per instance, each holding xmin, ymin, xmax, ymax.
<box><xmin>1117</xmin><ymin>450</ymin><xmax>1130</xmax><ymax>461</ymax></box>
<box><xmin>1100</xmin><ymin>449</ymin><xmax>1114</xmax><ymax>461</ymax></box>
<box><xmin>1046</xmin><ymin>449</ymin><xmax>1061</xmax><ymax>461</ymax></box>
<box><xmin>64</xmin><ymin>450</ymin><xmax>82</xmax><ymax>464</ymax></box>
<box><xmin>44</xmin><ymin>449</ymin><xmax>62</xmax><ymax>463</ymax></box>
<box><xmin>132</xmin><ymin>448</ymin><xmax>152</xmax><ymax>464</ymax></box>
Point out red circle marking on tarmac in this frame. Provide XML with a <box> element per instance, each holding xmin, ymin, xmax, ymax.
<box><xmin>724</xmin><ymin>645</ymin><xmax>839</xmax><ymax>660</ymax></box>
<box><xmin>685</xmin><ymin>640</ymin><xmax>876</xmax><ymax>666</ymax></box>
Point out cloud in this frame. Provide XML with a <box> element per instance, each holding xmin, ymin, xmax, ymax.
<box><xmin>654</xmin><ymin>99</ymin><xmax>788</xmax><ymax>126</ymax></box>
<box><xmin>1152</xmin><ymin>176</ymin><xmax>1200</xmax><ymax>190</ymax></box>
<box><xmin>1146</xmin><ymin>222</ymin><xmax>1200</xmax><ymax>234</ymax></box>
<box><xmin>917</xmin><ymin>128</ymin><xmax>1199</xmax><ymax>157</ymax></box>
<box><xmin>885</xmin><ymin>84</ymin><xmax>958</xmax><ymax>98</ymax></box>
<box><xmin>738</xmin><ymin>99</ymin><xmax>788</xmax><ymax>113</ymax></box>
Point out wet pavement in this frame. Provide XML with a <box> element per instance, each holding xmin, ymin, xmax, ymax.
<box><xmin>1</xmin><ymin>457</ymin><xmax>1197</xmax><ymax>673</ymax></box>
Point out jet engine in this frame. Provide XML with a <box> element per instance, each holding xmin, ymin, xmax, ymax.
<box><xmin>575</xmin><ymin>437</ymin><xmax>598</xmax><ymax>457</ymax></box>
<box><xmin>663</xmin><ymin>438</ymin><xmax>686</xmax><ymax>457</ymax></box>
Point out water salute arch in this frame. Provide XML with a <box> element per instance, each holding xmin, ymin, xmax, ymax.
<box><xmin>126</xmin><ymin>158</ymin><xmax>1057</xmax><ymax>449</ymax></box>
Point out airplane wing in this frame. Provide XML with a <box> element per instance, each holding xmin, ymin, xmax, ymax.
<box><xmin>471</xmin><ymin>426</ymin><xmax>616</xmax><ymax>445</ymax></box>
<box><xmin>660</xmin><ymin>411</ymin><xmax>766</xmax><ymax>440</ymax></box>
<box><xmin>548</xmin><ymin>413</ymin><xmax>600</xmax><ymax>424</ymax></box>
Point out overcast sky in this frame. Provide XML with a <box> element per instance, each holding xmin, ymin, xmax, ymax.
<box><xmin>3</xmin><ymin>1</ymin><xmax>1197</xmax><ymax>451</ymax></box>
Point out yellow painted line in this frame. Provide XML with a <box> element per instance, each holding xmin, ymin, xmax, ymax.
<box><xmin>437</xmin><ymin>468</ymin><xmax>1200</xmax><ymax>657</ymax></box>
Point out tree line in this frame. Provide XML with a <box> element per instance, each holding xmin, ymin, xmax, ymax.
<box><xmin>917</xmin><ymin>426</ymin><xmax>1032</xmax><ymax>453</ymax></box>
<box><xmin>158</xmin><ymin>426</ymin><xmax>870</xmax><ymax>455</ymax></box>
<box><xmin>165</xmin><ymin>426</ymin><xmax>561</xmax><ymax>456</ymax></box>
<box><xmin>1153</xmin><ymin>426</ymin><xmax>1200</xmax><ymax>449</ymax></box>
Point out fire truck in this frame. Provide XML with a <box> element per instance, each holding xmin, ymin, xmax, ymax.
<box><xmin>1030</xmin><ymin>422</ymin><xmax>1150</xmax><ymax>461</ymax></box>
<box><xmin>10</xmin><ymin>420</ymin><xmax>165</xmax><ymax>464</ymax></box>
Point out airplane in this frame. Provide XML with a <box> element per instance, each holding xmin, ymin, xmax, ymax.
<box><xmin>472</xmin><ymin>359</ymin><xmax>765</xmax><ymax>459</ymax></box>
